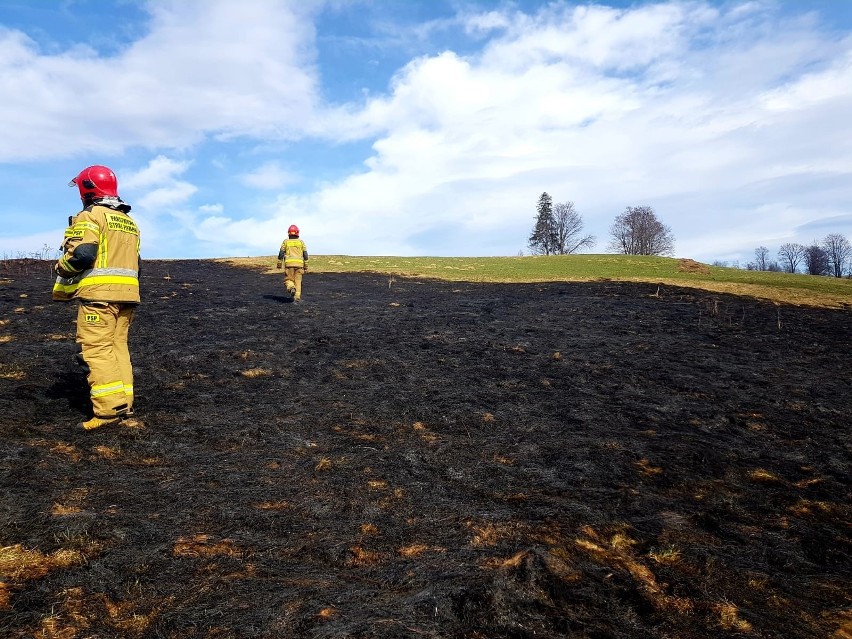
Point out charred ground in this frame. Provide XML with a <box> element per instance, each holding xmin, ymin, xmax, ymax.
<box><xmin>0</xmin><ymin>259</ymin><xmax>850</xmax><ymax>638</ymax></box>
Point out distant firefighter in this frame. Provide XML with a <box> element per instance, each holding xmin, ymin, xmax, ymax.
<box><xmin>53</xmin><ymin>165</ymin><xmax>141</xmax><ymax>431</ymax></box>
<box><xmin>276</xmin><ymin>224</ymin><xmax>309</xmax><ymax>302</ymax></box>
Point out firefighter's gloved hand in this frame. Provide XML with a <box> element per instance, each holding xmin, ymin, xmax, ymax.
<box><xmin>54</xmin><ymin>263</ymin><xmax>75</xmax><ymax>279</ymax></box>
<box><xmin>276</xmin><ymin>261</ymin><xmax>282</xmax><ymax>269</ymax></box>
<box><xmin>303</xmin><ymin>265</ymin><xmax>308</xmax><ymax>273</ymax></box>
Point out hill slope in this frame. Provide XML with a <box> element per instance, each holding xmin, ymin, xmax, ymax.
<box><xmin>222</xmin><ymin>254</ymin><xmax>852</xmax><ymax>309</ymax></box>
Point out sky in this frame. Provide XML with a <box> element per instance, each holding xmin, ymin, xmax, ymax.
<box><xmin>1</xmin><ymin>0</ymin><xmax>850</xmax><ymax>264</ymax></box>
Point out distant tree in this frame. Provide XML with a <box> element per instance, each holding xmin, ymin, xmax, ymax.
<box><xmin>777</xmin><ymin>243</ymin><xmax>806</xmax><ymax>273</ymax></box>
<box><xmin>528</xmin><ymin>192</ymin><xmax>556</xmax><ymax>255</ymax></box>
<box><xmin>821</xmin><ymin>233</ymin><xmax>852</xmax><ymax>278</ymax></box>
<box><xmin>607</xmin><ymin>206</ymin><xmax>675</xmax><ymax>255</ymax></box>
<box><xmin>552</xmin><ymin>201</ymin><xmax>596</xmax><ymax>254</ymax></box>
<box><xmin>766</xmin><ymin>261</ymin><xmax>783</xmax><ymax>272</ymax></box>
<box><xmin>713</xmin><ymin>259</ymin><xmax>743</xmax><ymax>269</ymax></box>
<box><xmin>747</xmin><ymin>246</ymin><xmax>770</xmax><ymax>271</ymax></box>
<box><xmin>804</xmin><ymin>243</ymin><xmax>830</xmax><ymax>276</ymax></box>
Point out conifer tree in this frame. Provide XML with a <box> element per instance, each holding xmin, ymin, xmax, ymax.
<box><xmin>528</xmin><ymin>192</ymin><xmax>556</xmax><ymax>255</ymax></box>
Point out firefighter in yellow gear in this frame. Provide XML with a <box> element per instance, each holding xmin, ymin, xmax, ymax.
<box><xmin>53</xmin><ymin>165</ymin><xmax>141</xmax><ymax>431</ymax></box>
<box><xmin>276</xmin><ymin>224</ymin><xmax>308</xmax><ymax>301</ymax></box>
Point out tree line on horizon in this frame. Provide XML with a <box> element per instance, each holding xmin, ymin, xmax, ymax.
<box><xmin>725</xmin><ymin>235</ymin><xmax>852</xmax><ymax>278</ymax></box>
<box><xmin>528</xmin><ymin>192</ymin><xmax>851</xmax><ymax>278</ymax></box>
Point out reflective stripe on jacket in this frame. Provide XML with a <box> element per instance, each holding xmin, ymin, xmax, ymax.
<box><xmin>53</xmin><ymin>204</ymin><xmax>141</xmax><ymax>303</ymax></box>
<box><xmin>278</xmin><ymin>238</ymin><xmax>308</xmax><ymax>268</ymax></box>
<box><xmin>53</xmin><ymin>215</ymin><xmax>84</xmax><ymax>301</ymax></box>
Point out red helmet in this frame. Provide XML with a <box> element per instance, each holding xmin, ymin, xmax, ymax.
<box><xmin>288</xmin><ymin>224</ymin><xmax>300</xmax><ymax>236</ymax></box>
<box><xmin>69</xmin><ymin>165</ymin><xmax>118</xmax><ymax>203</ymax></box>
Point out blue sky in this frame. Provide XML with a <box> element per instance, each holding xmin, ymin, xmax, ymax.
<box><xmin>1</xmin><ymin>0</ymin><xmax>851</xmax><ymax>263</ymax></box>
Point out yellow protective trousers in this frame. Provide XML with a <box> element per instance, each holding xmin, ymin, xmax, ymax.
<box><xmin>76</xmin><ymin>302</ymin><xmax>135</xmax><ymax>418</ymax></box>
<box><xmin>284</xmin><ymin>267</ymin><xmax>304</xmax><ymax>300</ymax></box>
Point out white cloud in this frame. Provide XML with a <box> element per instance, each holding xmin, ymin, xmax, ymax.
<box><xmin>240</xmin><ymin>162</ymin><xmax>298</xmax><ymax>190</ymax></box>
<box><xmin>122</xmin><ymin>156</ymin><xmax>192</xmax><ymax>189</ymax></box>
<box><xmin>761</xmin><ymin>47</ymin><xmax>852</xmax><ymax>111</ymax></box>
<box><xmin>470</xmin><ymin>3</ymin><xmax>694</xmax><ymax>73</ymax></box>
<box><xmin>135</xmin><ymin>183</ymin><xmax>198</xmax><ymax>210</ymax></box>
<box><xmin>192</xmin><ymin>213</ymin><xmax>289</xmax><ymax>256</ymax></box>
<box><xmin>0</xmin><ymin>0</ymin><xmax>321</xmax><ymax>161</ymax></box>
<box><xmin>123</xmin><ymin>155</ymin><xmax>197</xmax><ymax>211</ymax></box>
<box><xmin>462</xmin><ymin>10</ymin><xmax>511</xmax><ymax>35</ymax></box>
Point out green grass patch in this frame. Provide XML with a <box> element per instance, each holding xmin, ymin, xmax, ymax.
<box><xmin>220</xmin><ymin>254</ymin><xmax>852</xmax><ymax>309</ymax></box>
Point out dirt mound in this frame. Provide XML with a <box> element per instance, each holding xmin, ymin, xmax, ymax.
<box><xmin>677</xmin><ymin>258</ymin><xmax>710</xmax><ymax>274</ymax></box>
<box><xmin>1</xmin><ymin>260</ymin><xmax>850</xmax><ymax>638</ymax></box>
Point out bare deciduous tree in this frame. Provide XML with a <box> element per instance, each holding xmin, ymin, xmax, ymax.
<box><xmin>608</xmin><ymin>206</ymin><xmax>675</xmax><ymax>256</ymax></box>
<box><xmin>747</xmin><ymin>246</ymin><xmax>770</xmax><ymax>271</ymax></box>
<box><xmin>804</xmin><ymin>243</ymin><xmax>830</xmax><ymax>276</ymax></box>
<box><xmin>552</xmin><ymin>201</ymin><xmax>595</xmax><ymax>254</ymax></box>
<box><xmin>777</xmin><ymin>243</ymin><xmax>806</xmax><ymax>273</ymax></box>
<box><xmin>821</xmin><ymin>233</ymin><xmax>852</xmax><ymax>278</ymax></box>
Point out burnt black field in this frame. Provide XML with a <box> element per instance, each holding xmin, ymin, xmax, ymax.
<box><xmin>1</xmin><ymin>259</ymin><xmax>850</xmax><ymax>638</ymax></box>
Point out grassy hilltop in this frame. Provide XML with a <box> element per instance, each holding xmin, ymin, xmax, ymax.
<box><xmin>221</xmin><ymin>254</ymin><xmax>852</xmax><ymax>309</ymax></box>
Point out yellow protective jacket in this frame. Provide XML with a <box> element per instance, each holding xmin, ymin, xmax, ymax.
<box><xmin>278</xmin><ymin>237</ymin><xmax>308</xmax><ymax>268</ymax></box>
<box><xmin>53</xmin><ymin>202</ymin><xmax>141</xmax><ymax>303</ymax></box>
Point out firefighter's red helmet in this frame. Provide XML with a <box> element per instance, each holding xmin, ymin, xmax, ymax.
<box><xmin>288</xmin><ymin>224</ymin><xmax>300</xmax><ymax>236</ymax></box>
<box><xmin>69</xmin><ymin>165</ymin><xmax>118</xmax><ymax>203</ymax></box>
